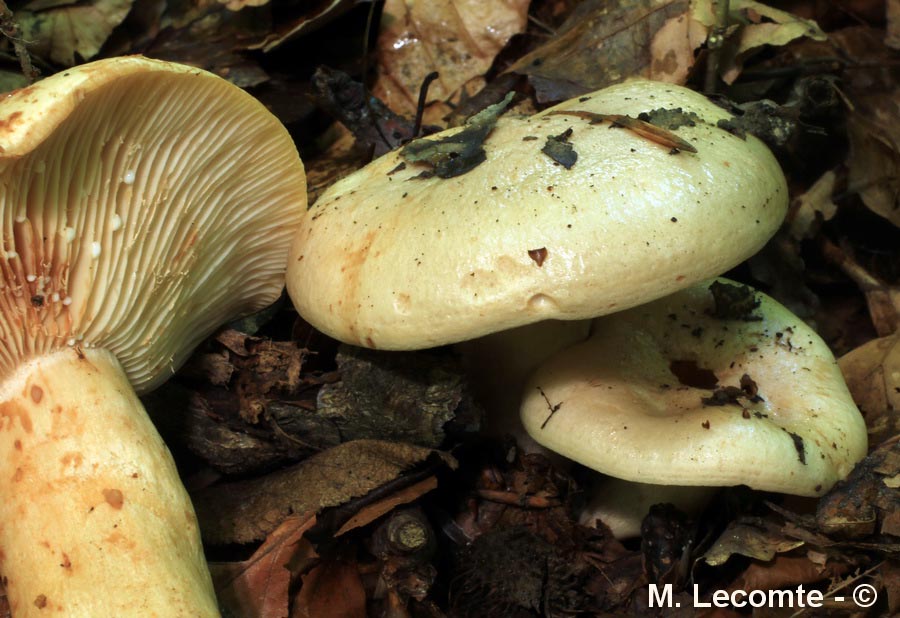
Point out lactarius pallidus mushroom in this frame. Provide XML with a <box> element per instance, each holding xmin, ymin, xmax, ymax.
<box><xmin>520</xmin><ymin>280</ymin><xmax>867</xmax><ymax>498</ymax></box>
<box><xmin>0</xmin><ymin>57</ymin><xmax>306</xmax><ymax>616</ymax></box>
<box><xmin>286</xmin><ymin>79</ymin><xmax>788</xmax><ymax>350</ymax></box>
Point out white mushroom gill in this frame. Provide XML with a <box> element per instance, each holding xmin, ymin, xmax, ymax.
<box><xmin>0</xmin><ymin>57</ymin><xmax>306</xmax><ymax>618</ymax></box>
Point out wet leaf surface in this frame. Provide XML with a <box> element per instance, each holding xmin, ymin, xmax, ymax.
<box><xmin>372</xmin><ymin>0</ymin><xmax>529</xmax><ymax>120</ymax></box>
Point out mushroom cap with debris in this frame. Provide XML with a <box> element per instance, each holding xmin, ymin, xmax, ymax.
<box><xmin>0</xmin><ymin>56</ymin><xmax>307</xmax><ymax>392</ymax></box>
<box><xmin>519</xmin><ymin>279</ymin><xmax>867</xmax><ymax>496</ymax></box>
<box><xmin>287</xmin><ymin>79</ymin><xmax>788</xmax><ymax>350</ymax></box>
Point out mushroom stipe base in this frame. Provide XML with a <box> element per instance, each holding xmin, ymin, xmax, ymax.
<box><xmin>0</xmin><ymin>348</ymin><xmax>219</xmax><ymax>617</ymax></box>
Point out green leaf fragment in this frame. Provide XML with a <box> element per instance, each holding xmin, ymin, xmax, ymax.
<box><xmin>401</xmin><ymin>92</ymin><xmax>515</xmax><ymax>179</ymax></box>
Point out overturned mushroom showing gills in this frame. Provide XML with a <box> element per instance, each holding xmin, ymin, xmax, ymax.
<box><xmin>0</xmin><ymin>57</ymin><xmax>306</xmax><ymax>617</ymax></box>
<box><xmin>520</xmin><ymin>280</ymin><xmax>867</xmax><ymax>497</ymax></box>
<box><xmin>287</xmin><ymin>80</ymin><xmax>788</xmax><ymax>350</ymax></box>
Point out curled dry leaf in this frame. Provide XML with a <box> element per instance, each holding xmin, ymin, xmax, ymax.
<box><xmin>16</xmin><ymin>0</ymin><xmax>134</xmax><ymax>65</ymax></box>
<box><xmin>839</xmin><ymin>334</ymin><xmax>900</xmax><ymax>448</ymax></box>
<box><xmin>372</xmin><ymin>0</ymin><xmax>529</xmax><ymax>122</ymax></box>
<box><xmin>692</xmin><ymin>0</ymin><xmax>826</xmax><ymax>83</ymax></box>
<box><xmin>506</xmin><ymin>0</ymin><xmax>698</xmax><ymax>103</ymax></box>
<box><xmin>211</xmin><ymin>513</ymin><xmax>318</xmax><ymax>618</ymax></box>
<box><xmin>193</xmin><ymin>440</ymin><xmax>454</xmax><ymax>545</ymax></box>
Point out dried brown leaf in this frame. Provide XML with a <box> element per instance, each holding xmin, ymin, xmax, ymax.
<box><xmin>507</xmin><ymin>0</ymin><xmax>694</xmax><ymax>103</ymax></box>
<box><xmin>823</xmin><ymin>27</ymin><xmax>900</xmax><ymax>227</ymax></box>
<box><xmin>372</xmin><ymin>0</ymin><xmax>529</xmax><ymax>120</ymax></box>
<box><xmin>16</xmin><ymin>0</ymin><xmax>133</xmax><ymax>65</ymax></box>
<box><xmin>817</xmin><ymin>437</ymin><xmax>900</xmax><ymax>538</ymax></box>
<box><xmin>888</xmin><ymin>0</ymin><xmax>900</xmax><ymax>50</ymax></box>
<box><xmin>822</xmin><ymin>240</ymin><xmax>900</xmax><ymax>337</ymax></box>
<box><xmin>248</xmin><ymin>0</ymin><xmax>357</xmax><ymax>51</ymax></box>
<box><xmin>839</xmin><ymin>334</ymin><xmax>900</xmax><ymax>447</ymax></box>
<box><xmin>700</xmin><ymin>519</ymin><xmax>804</xmax><ymax>567</ymax></box>
<box><xmin>194</xmin><ymin>440</ymin><xmax>454</xmax><ymax>544</ymax></box>
<box><xmin>729</xmin><ymin>554</ymin><xmax>844</xmax><ymax>593</ymax></box>
<box><xmin>292</xmin><ymin>556</ymin><xmax>366</xmax><ymax>618</ymax></box>
<box><xmin>211</xmin><ymin>513</ymin><xmax>318</xmax><ymax>618</ymax></box>
<box><xmin>305</xmin><ymin>126</ymin><xmax>369</xmax><ymax>206</ymax></box>
<box><xmin>650</xmin><ymin>8</ymin><xmax>708</xmax><ymax>84</ymax></box>
<box><xmin>144</xmin><ymin>13</ymin><xmax>270</xmax><ymax>87</ymax></box>
<box><xmin>787</xmin><ymin>170</ymin><xmax>838</xmax><ymax>241</ymax></box>
<box><xmin>846</xmin><ymin>93</ymin><xmax>900</xmax><ymax>228</ymax></box>
<box><xmin>878</xmin><ymin>559</ymin><xmax>900</xmax><ymax>613</ymax></box>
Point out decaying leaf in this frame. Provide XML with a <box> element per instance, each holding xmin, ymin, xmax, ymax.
<box><xmin>311</xmin><ymin>66</ymin><xmax>416</xmax><ymax>157</ymax></box>
<box><xmin>16</xmin><ymin>0</ymin><xmax>134</xmax><ymax>66</ymax></box>
<box><xmin>315</xmin><ymin>344</ymin><xmax>480</xmax><ymax>447</ymax></box>
<box><xmin>541</xmin><ymin>127</ymin><xmax>577</xmax><ymax>169</ymax></box>
<box><xmin>839</xmin><ymin>334</ymin><xmax>900</xmax><ymax>447</ymax></box>
<box><xmin>0</xmin><ymin>69</ymin><xmax>29</xmax><ymax>94</ymax></box>
<box><xmin>247</xmin><ymin>0</ymin><xmax>357</xmax><ymax>51</ymax></box>
<box><xmin>822</xmin><ymin>239</ymin><xmax>900</xmax><ymax>337</ymax></box>
<box><xmin>729</xmin><ymin>553</ymin><xmax>847</xmax><ymax>595</ymax></box>
<box><xmin>788</xmin><ymin>170</ymin><xmax>839</xmax><ymax>241</ymax></box>
<box><xmin>212</xmin><ymin>513</ymin><xmax>318</xmax><ymax>618</ymax></box>
<box><xmin>847</xmin><ymin>93</ymin><xmax>900</xmax><ymax>228</ymax></box>
<box><xmin>700</xmin><ymin>518</ymin><xmax>804</xmax><ymax>567</ymax></box>
<box><xmin>193</xmin><ymin>440</ymin><xmax>454</xmax><ymax>545</ymax></box>
<box><xmin>692</xmin><ymin>0</ymin><xmax>827</xmax><ymax>83</ymax></box>
<box><xmin>824</xmin><ymin>27</ymin><xmax>900</xmax><ymax>229</ymax></box>
<box><xmin>372</xmin><ymin>0</ymin><xmax>529</xmax><ymax>121</ymax></box>
<box><xmin>817</xmin><ymin>436</ymin><xmax>900</xmax><ymax>538</ymax></box>
<box><xmin>507</xmin><ymin>0</ymin><xmax>696</xmax><ymax>103</ymax></box>
<box><xmin>292</xmin><ymin>555</ymin><xmax>366</xmax><ymax>618</ymax></box>
<box><xmin>889</xmin><ymin>0</ymin><xmax>900</xmax><ymax>50</ymax></box>
<box><xmin>144</xmin><ymin>3</ymin><xmax>270</xmax><ymax>87</ymax></box>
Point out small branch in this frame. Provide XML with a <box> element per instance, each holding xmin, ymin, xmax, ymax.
<box><xmin>704</xmin><ymin>0</ymin><xmax>730</xmax><ymax>94</ymax></box>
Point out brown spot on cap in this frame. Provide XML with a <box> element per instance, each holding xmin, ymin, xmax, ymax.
<box><xmin>0</xmin><ymin>401</ymin><xmax>33</xmax><ymax>433</ymax></box>
<box><xmin>103</xmin><ymin>488</ymin><xmax>124</xmax><ymax>509</ymax></box>
<box><xmin>61</xmin><ymin>452</ymin><xmax>83</xmax><ymax>468</ymax></box>
<box><xmin>60</xmin><ymin>553</ymin><xmax>71</xmax><ymax>570</ymax></box>
<box><xmin>528</xmin><ymin>248</ymin><xmax>548</xmax><ymax>267</ymax></box>
<box><xmin>30</xmin><ymin>385</ymin><xmax>43</xmax><ymax>404</ymax></box>
<box><xmin>34</xmin><ymin>594</ymin><xmax>47</xmax><ymax>609</ymax></box>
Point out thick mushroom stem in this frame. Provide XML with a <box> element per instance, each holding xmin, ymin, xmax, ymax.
<box><xmin>0</xmin><ymin>348</ymin><xmax>219</xmax><ymax>617</ymax></box>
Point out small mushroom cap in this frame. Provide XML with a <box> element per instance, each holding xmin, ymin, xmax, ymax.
<box><xmin>287</xmin><ymin>79</ymin><xmax>788</xmax><ymax>350</ymax></box>
<box><xmin>0</xmin><ymin>56</ymin><xmax>306</xmax><ymax>392</ymax></box>
<box><xmin>520</xmin><ymin>279</ymin><xmax>867</xmax><ymax>497</ymax></box>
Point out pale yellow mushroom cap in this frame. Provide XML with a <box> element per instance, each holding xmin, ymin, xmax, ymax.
<box><xmin>0</xmin><ymin>56</ymin><xmax>307</xmax><ymax>392</ymax></box>
<box><xmin>287</xmin><ymin>79</ymin><xmax>788</xmax><ymax>350</ymax></box>
<box><xmin>520</xmin><ymin>279</ymin><xmax>868</xmax><ymax>497</ymax></box>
